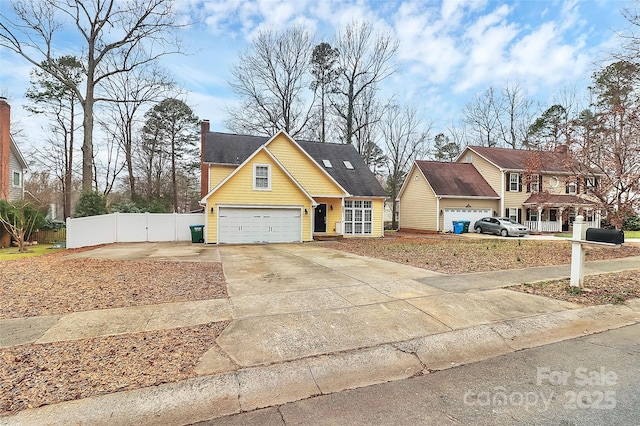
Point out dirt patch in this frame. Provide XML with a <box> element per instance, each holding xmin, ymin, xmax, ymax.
<box><xmin>511</xmin><ymin>270</ymin><xmax>640</xmax><ymax>306</ymax></box>
<box><xmin>0</xmin><ymin>322</ymin><xmax>230</xmax><ymax>417</ymax></box>
<box><xmin>323</xmin><ymin>234</ymin><xmax>640</xmax><ymax>274</ymax></box>
<box><xmin>0</xmin><ymin>254</ymin><xmax>227</xmax><ymax>319</ymax></box>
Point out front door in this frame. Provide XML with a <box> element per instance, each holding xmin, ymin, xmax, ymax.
<box><xmin>314</xmin><ymin>204</ymin><xmax>327</xmax><ymax>233</ymax></box>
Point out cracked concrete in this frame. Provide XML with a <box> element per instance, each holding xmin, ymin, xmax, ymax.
<box><xmin>3</xmin><ymin>242</ymin><xmax>640</xmax><ymax>426</ymax></box>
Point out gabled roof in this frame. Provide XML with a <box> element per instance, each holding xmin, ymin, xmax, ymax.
<box><xmin>465</xmin><ymin>146</ymin><xmax>572</xmax><ymax>173</ymax></box>
<box><xmin>200</xmin><ymin>144</ymin><xmax>316</xmax><ymax>205</ymax></box>
<box><xmin>202</xmin><ymin>131</ymin><xmax>386</xmax><ymax>197</ymax></box>
<box><xmin>415</xmin><ymin>161</ymin><xmax>499</xmax><ymax>198</ymax></box>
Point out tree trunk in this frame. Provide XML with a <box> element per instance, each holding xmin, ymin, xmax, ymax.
<box><xmin>82</xmin><ymin>86</ymin><xmax>94</xmax><ymax>191</ymax></box>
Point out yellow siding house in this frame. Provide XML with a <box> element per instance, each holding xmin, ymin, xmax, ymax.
<box><xmin>199</xmin><ymin>122</ymin><xmax>387</xmax><ymax>244</ymax></box>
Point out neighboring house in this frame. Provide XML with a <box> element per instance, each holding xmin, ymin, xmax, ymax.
<box><xmin>398</xmin><ymin>145</ymin><xmax>602</xmax><ymax>233</ymax></box>
<box><xmin>199</xmin><ymin>121</ymin><xmax>387</xmax><ymax>244</ymax></box>
<box><xmin>0</xmin><ymin>98</ymin><xmax>28</xmax><ymax>202</ymax></box>
<box><xmin>397</xmin><ymin>161</ymin><xmax>500</xmax><ymax>232</ymax></box>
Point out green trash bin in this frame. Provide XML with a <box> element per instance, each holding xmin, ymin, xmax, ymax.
<box><xmin>461</xmin><ymin>221</ymin><xmax>470</xmax><ymax>233</ymax></box>
<box><xmin>189</xmin><ymin>225</ymin><xmax>204</xmax><ymax>243</ymax></box>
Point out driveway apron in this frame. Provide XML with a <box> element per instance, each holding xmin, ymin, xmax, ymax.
<box><xmin>216</xmin><ymin>244</ymin><xmax>579</xmax><ymax>367</ymax></box>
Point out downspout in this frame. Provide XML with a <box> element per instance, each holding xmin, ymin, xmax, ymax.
<box><xmin>500</xmin><ymin>170</ymin><xmax>505</xmax><ymax>216</ymax></box>
<box><xmin>436</xmin><ymin>196</ymin><xmax>441</xmax><ymax>232</ymax></box>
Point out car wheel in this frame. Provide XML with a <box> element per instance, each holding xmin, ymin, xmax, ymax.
<box><xmin>475</xmin><ymin>227</ymin><xmax>482</xmax><ymax>234</ymax></box>
<box><xmin>500</xmin><ymin>229</ymin><xmax>508</xmax><ymax>237</ymax></box>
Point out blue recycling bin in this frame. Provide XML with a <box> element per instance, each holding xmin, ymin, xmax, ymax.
<box><xmin>452</xmin><ymin>221</ymin><xmax>464</xmax><ymax>234</ymax></box>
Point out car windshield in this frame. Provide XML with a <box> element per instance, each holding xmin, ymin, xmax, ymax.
<box><xmin>499</xmin><ymin>218</ymin><xmax>519</xmax><ymax>224</ymax></box>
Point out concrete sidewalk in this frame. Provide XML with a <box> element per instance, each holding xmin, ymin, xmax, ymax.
<box><xmin>2</xmin><ymin>243</ymin><xmax>640</xmax><ymax>426</ymax></box>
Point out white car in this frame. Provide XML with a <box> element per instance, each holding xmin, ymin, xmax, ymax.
<box><xmin>474</xmin><ymin>217</ymin><xmax>529</xmax><ymax>237</ymax></box>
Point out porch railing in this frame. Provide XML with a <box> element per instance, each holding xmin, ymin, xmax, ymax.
<box><xmin>525</xmin><ymin>221</ymin><xmax>562</xmax><ymax>232</ymax></box>
<box><xmin>525</xmin><ymin>220</ymin><xmax>599</xmax><ymax>233</ymax></box>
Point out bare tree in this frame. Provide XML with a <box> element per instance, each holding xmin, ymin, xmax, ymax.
<box><xmin>498</xmin><ymin>82</ymin><xmax>534</xmax><ymax>149</ymax></box>
<box><xmin>332</xmin><ymin>21</ymin><xmax>398</xmax><ymax>146</ymax></box>
<box><xmin>226</xmin><ymin>26</ymin><xmax>315</xmax><ymax>137</ymax></box>
<box><xmin>1</xmin><ymin>0</ymin><xmax>183</xmax><ymax>191</ymax></box>
<box><xmin>25</xmin><ymin>56</ymin><xmax>83</xmax><ymax>218</ymax></box>
<box><xmin>98</xmin><ymin>58</ymin><xmax>174</xmax><ymax>200</ymax></box>
<box><xmin>380</xmin><ymin>104</ymin><xmax>431</xmax><ymax>229</ymax></box>
<box><xmin>462</xmin><ymin>87</ymin><xmax>501</xmax><ymax>147</ymax></box>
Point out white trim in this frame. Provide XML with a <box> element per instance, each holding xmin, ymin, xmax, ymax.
<box><xmin>253</xmin><ymin>163</ymin><xmax>271</xmax><ymax>190</ymax></box>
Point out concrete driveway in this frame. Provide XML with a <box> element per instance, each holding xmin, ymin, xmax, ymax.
<box><xmin>215</xmin><ymin>243</ymin><xmax>579</xmax><ymax>368</ymax></box>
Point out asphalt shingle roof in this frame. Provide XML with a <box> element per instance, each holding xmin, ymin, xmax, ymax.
<box><xmin>202</xmin><ymin>131</ymin><xmax>386</xmax><ymax>197</ymax></box>
<box><xmin>523</xmin><ymin>193</ymin><xmax>596</xmax><ymax>205</ymax></box>
<box><xmin>415</xmin><ymin>161</ymin><xmax>499</xmax><ymax>198</ymax></box>
<box><xmin>468</xmin><ymin>146</ymin><xmax>572</xmax><ymax>173</ymax></box>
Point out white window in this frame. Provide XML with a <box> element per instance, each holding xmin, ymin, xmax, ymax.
<box><xmin>253</xmin><ymin>164</ymin><xmax>271</xmax><ymax>190</ymax></box>
<box><xmin>343</xmin><ymin>160</ymin><xmax>354</xmax><ymax>170</ymax></box>
<box><xmin>567</xmin><ymin>181</ymin><xmax>577</xmax><ymax>194</ymax></box>
<box><xmin>529</xmin><ymin>174</ymin><xmax>540</xmax><ymax>193</ymax></box>
<box><xmin>344</xmin><ymin>200</ymin><xmax>373</xmax><ymax>235</ymax></box>
<box><xmin>528</xmin><ymin>209</ymin><xmax>538</xmax><ymax>222</ymax></box>
<box><xmin>509</xmin><ymin>173</ymin><xmax>519</xmax><ymax>192</ymax></box>
<box><xmin>322</xmin><ymin>159</ymin><xmax>332</xmax><ymax>168</ymax></box>
<box><xmin>12</xmin><ymin>171</ymin><xmax>21</xmax><ymax>187</ymax></box>
<box><xmin>465</xmin><ymin>154</ymin><xmax>473</xmax><ymax>163</ymax></box>
<box><xmin>508</xmin><ymin>208</ymin><xmax>519</xmax><ymax>222</ymax></box>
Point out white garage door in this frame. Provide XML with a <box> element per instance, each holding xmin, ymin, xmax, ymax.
<box><xmin>443</xmin><ymin>208</ymin><xmax>493</xmax><ymax>232</ymax></box>
<box><xmin>218</xmin><ymin>207</ymin><xmax>302</xmax><ymax>244</ymax></box>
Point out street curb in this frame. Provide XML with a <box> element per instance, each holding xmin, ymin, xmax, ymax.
<box><xmin>4</xmin><ymin>302</ymin><xmax>639</xmax><ymax>426</ymax></box>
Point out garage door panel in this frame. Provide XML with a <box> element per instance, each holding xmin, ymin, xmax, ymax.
<box><xmin>443</xmin><ymin>208</ymin><xmax>493</xmax><ymax>232</ymax></box>
<box><xmin>219</xmin><ymin>208</ymin><xmax>301</xmax><ymax>244</ymax></box>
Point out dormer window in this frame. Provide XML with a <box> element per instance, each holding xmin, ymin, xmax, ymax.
<box><xmin>322</xmin><ymin>159</ymin><xmax>332</xmax><ymax>168</ymax></box>
<box><xmin>343</xmin><ymin>161</ymin><xmax>354</xmax><ymax>170</ymax></box>
<box><xmin>566</xmin><ymin>181</ymin><xmax>577</xmax><ymax>194</ymax></box>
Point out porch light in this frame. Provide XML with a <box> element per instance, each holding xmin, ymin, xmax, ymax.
<box><xmin>210</xmin><ymin>207</ymin><xmax>214</xmax><ymax>214</ymax></box>
<box><xmin>330</xmin><ymin>205</ymin><xmax>333</xmax><ymax>210</ymax></box>
<box><xmin>305</xmin><ymin>209</ymin><xmax>308</xmax><ymax>214</ymax></box>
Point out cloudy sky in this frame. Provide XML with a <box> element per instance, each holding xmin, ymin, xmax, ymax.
<box><xmin>0</xmin><ymin>0</ymin><xmax>633</xmax><ymax>143</ymax></box>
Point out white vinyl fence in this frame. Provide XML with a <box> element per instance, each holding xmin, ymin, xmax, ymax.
<box><xmin>66</xmin><ymin>212</ymin><xmax>206</xmax><ymax>249</ymax></box>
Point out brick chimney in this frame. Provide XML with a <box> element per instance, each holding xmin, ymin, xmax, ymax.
<box><xmin>200</xmin><ymin>119</ymin><xmax>210</xmax><ymax>199</ymax></box>
<box><xmin>0</xmin><ymin>98</ymin><xmax>11</xmax><ymax>200</ymax></box>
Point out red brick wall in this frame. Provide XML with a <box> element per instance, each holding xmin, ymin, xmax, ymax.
<box><xmin>0</xmin><ymin>98</ymin><xmax>10</xmax><ymax>200</ymax></box>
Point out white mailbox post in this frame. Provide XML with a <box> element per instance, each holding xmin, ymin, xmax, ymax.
<box><xmin>569</xmin><ymin>215</ymin><xmax>622</xmax><ymax>288</ymax></box>
<box><xmin>570</xmin><ymin>215</ymin><xmax>588</xmax><ymax>287</ymax></box>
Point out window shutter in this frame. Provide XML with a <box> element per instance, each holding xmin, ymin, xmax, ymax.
<box><xmin>565</xmin><ymin>182</ymin><xmax>569</xmax><ymax>194</ymax></box>
<box><xmin>517</xmin><ymin>209</ymin><xmax>522</xmax><ymax>224</ymax></box>
<box><xmin>506</xmin><ymin>173</ymin><xmax>510</xmax><ymax>190</ymax></box>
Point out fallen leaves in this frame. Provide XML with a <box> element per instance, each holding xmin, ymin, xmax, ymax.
<box><xmin>1</xmin><ymin>257</ymin><xmax>227</xmax><ymax>319</ymax></box>
<box><xmin>0</xmin><ymin>322</ymin><xmax>230</xmax><ymax>416</ymax></box>
<box><xmin>323</xmin><ymin>234</ymin><xmax>640</xmax><ymax>274</ymax></box>
<box><xmin>512</xmin><ymin>271</ymin><xmax>640</xmax><ymax>306</ymax></box>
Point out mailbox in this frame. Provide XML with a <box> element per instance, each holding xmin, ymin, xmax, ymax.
<box><xmin>585</xmin><ymin>228</ymin><xmax>624</xmax><ymax>244</ymax></box>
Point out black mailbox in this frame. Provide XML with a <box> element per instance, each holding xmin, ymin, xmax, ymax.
<box><xmin>585</xmin><ymin>228</ymin><xmax>624</xmax><ymax>244</ymax></box>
